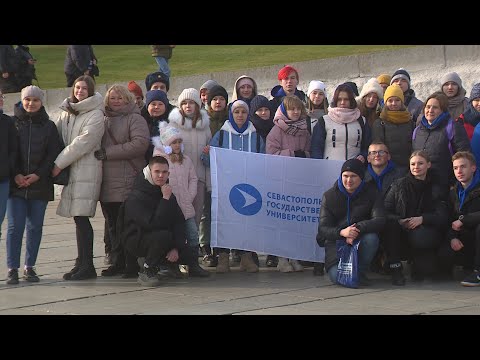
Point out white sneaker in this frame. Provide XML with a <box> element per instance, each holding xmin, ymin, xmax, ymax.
<box><xmin>277</xmin><ymin>257</ymin><xmax>294</xmax><ymax>273</ymax></box>
<box><xmin>289</xmin><ymin>259</ymin><xmax>304</xmax><ymax>272</ymax></box>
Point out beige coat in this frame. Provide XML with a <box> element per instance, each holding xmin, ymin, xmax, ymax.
<box><xmin>55</xmin><ymin>93</ymin><xmax>105</xmax><ymax>217</ymax></box>
<box><xmin>100</xmin><ymin>103</ymin><xmax>150</xmax><ymax>202</ymax></box>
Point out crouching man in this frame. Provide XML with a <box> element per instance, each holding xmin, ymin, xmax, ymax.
<box><xmin>119</xmin><ymin>156</ymin><xmax>208</xmax><ymax>286</ymax></box>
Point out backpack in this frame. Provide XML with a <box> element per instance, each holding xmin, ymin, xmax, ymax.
<box><xmin>412</xmin><ymin>118</ymin><xmax>454</xmax><ymax>155</ymax></box>
<box><xmin>218</xmin><ymin>129</ymin><xmax>261</xmax><ymax>152</ymax></box>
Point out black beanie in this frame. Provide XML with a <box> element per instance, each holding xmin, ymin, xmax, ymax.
<box><xmin>343</xmin><ymin>81</ymin><xmax>359</xmax><ymax>97</ymax></box>
<box><xmin>249</xmin><ymin>95</ymin><xmax>271</xmax><ymax>116</ymax></box>
<box><xmin>145</xmin><ymin>71</ymin><xmax>170</xmax><ymax>92</ymax></box>
<box><xmin>341</xmin><ymin>159</ymin><xmax>365</xmax><ymax>180</ymax></box>
<box><xmin>207</xmin><ymin>85</ymin><xmax>228</xmax><ymax>105</ymax></box>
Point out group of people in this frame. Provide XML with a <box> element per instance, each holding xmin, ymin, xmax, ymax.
<box><xmin>0</xmin><ymin>60</ymin><xmax>479</xmax><ymax>290</ymax></box>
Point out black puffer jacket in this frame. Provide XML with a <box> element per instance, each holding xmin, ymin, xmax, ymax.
<box><xmin>384</xmin><ymin>172</ymin><xmax>448</xmax><ymax>227</ymax></box>
<box><xmin>318</xmin><ymin>180</ymin><xmax>385</xmax><ymax>271</ymax></box>
<box><xmin>447</xmin><ymin>181</ymin><xmax>480</xmax><ymax>242</ymax></box>
<box><xmin>11</xmin><ymin>103</ymin><xmax>62</xmax><ymax>201</ymax></box>
<box><xmin>121</xmin><ymin>173</ymin><xmax>186</xmax><ymax>255</ymax></box>
<box><xmin>0</xmin><ymin>113</ymin><xmax>18</xmax><ymax>182</ymax></box>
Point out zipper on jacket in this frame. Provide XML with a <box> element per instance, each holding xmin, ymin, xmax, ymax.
<box><xmin>25</xmin><ymin>118</ymin><xmax>32</xmax><ymax>199</ymax></box>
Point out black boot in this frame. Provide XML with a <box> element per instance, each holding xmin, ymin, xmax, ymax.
<box><xmin>63</xmin><ymin>258</ymin><xmax>81</xmax><ymax>280</ymax></box>
<box><xmin>188</xmin><ymin>262</ymin><xmax>210</xmax><ymax>277</ymax></box>
<box><xmin>390</xmin><ymin>262</ymin><xmax>406</xmax><ymax>286</ymax></box>
<box><xmin>70</xmin><ymin>222</ymin><xmax>97</xmax><ymax>281</ymax></box>
<box><xmin>313</xmin><ymin>262</ymin><xmax>325</xmax><ymax>276</ymax></box>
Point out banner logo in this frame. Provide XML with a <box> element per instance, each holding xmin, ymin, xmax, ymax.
<box><xmin>229</xmin><ymin>184</ymin><xmax>262</xmax><ymax>216</ymax></box>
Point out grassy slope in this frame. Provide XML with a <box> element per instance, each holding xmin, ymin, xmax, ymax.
<box><xmin>30</xmin><ymin>45</ymin><xmax>416</xmax><ymax>89</ymax></box>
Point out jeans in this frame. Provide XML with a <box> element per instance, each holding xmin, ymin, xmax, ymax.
<box><xmin>185</xmin><ymin>217</ymin><xmax>199</xmax><ymax>247</ymax></box>
<box><xmin>154</xmin><ymin>56</ymin><xmax>170</xmax><ymax>78</ymax></box>
<box><xmin>327</xmin><ymin>233</ymin><xmax>379</xmax><ymax>283</ymax></box>
<box><xmin>199</xmin><ymin>190</ymin><xmax>211</xmax><ymax>247</ymax></box>
<box><xmin>6</xmin><ymin>197</ymin><xmax>48</xmax><ymax>269</ymax></box>
<box><xmin>0</xmin><ymin>179</ymin><xmax>9</xmax><ymax>240</ymax></box>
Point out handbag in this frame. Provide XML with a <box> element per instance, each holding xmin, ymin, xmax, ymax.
<box><xmin>336</xmin><ymin>238</ymin><xmax>360</xmax><ymax>288</ymax></box>
<box><xmin>53</xmin><ymin>167</ymin><xmax>70</xmax><ymax>185</ymax></box>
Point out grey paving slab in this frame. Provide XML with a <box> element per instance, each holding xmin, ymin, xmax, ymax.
<box><xmin>1</xmin><ymin>199</ymin><xmax>480</xmax><ymax>315</ymax></box>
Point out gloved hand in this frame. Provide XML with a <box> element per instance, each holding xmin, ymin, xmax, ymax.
<box><xmin>294</xmin><ymin>150</ymin><xmax>306</xmax><ymax>158</ymax></box>
<box><xmin>94</xmin><ymin>148</ymin><xmax>107</xmax><ymax>160</ymax></box>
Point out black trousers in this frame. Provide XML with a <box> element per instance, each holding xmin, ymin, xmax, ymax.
<box><xmin>73</xmin><ymin>216</ymin><xmax>94</xmax><ymax>267</ymax></box>
<box><xmin>384</xmin><ymin>220</ymin><xmax>441</xmax><ymax>276</ymax></box>
<box><xmin>438</xmin><ymin>224</ymin><xmax>480</xmax><ymax>272</ymax></box>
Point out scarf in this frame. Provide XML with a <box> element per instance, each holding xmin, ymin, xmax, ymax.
<box><xmin>421</xmin><ymin>111</ymin><xmax>450</xmax><ymax>129</ymax></box>
<box><xmin>327</xmin><ymin>106</ymin><xmax>361</xmax><ymax>124</ymax></box>
<box><xmin>143</xmin><ymin>165</ymin><xmax>155</xmax><ymax>186</ymax></box>
<box><xmin>379</xmin><ymin>107</ymin><xmax>411</xmax><ymax>124</ymax></box>
<box><xmin>462</xmin><ymin>102</ymin><xmax>480</xmax><ymax>127</ymax></box>
<box><xmin>448</xmin><ymin>87</ymin><xmax>467</xmax><ymax>109</ymax></box>
<box><xmin>337</xmin><ymin>177</ymin><xmax>365</xmax><ymax>226</ymax></box>
<box><xmin>404</xmin><ymin>172</ymin><xmax>430</xmax><ymax>217</ymax></box>
<box><xmin>274</xmin><ymin>103</ymin><xmax>309</xmax><ymax>136</ymax></box>
<box><xmin>367</xmin><ymin>161</ymin><xmax>396</xmax><ymax>191</ymax></box>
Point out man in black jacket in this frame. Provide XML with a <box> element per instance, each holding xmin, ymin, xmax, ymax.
<box><xmin>437</xmin><ymin>151</ymin><xmax>480</xmax><ymax>286</ymax></box>
<box><xmin>317</xmin><ymin>158</ymin><xmax>386</xmax><ymax>287</ymax></box>
<box><xmin>120</xmin><ymin>156</ymin><xmax>208</xmax><ymax>286</ymax></box>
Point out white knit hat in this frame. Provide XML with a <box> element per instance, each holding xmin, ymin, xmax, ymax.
<box><xmin>159</xmin><ymin>122</ymin><xmax>182</xmax><ymax>146</ymax></box>
<box><xmin>177</xmin><ymin>88</ymin><xmax>202</xmax><ymax>107</ymax></box>
<box><xmin>21</xmin><ymin>85</ymin><xmax>44</xmax><ymax>103</ymax></box>
<box><xmin>356</xmin><ymin>78</ymin><xmax>384</xmax><ymax>103</ymax></box>
<box><xmin>307</xmin><ymin>80</ymin><xmax>326</xmax><ymax>97</ymax></box>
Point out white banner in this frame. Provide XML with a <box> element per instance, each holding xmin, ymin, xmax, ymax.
<box><xmin>210</xmin><ymin>147</ymin><xmax>344</xmax><ymax>262</ymax></box>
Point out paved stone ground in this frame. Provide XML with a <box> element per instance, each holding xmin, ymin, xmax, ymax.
<box><xmin>0</xmin><ymin>199</ymin><xmax>479</xmax><ymax>315</ymax></box>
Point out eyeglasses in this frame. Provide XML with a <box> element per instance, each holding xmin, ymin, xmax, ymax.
<box><xmin>368</xmin><ymin>150</ymin><xmax>388</xmax><ymax>156</ymax></box>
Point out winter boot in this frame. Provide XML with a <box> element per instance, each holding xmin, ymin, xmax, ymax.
<box><xmin>188</xmin><ymin>262</ymin><xmax>210</xmax><ymax>277</ymax></box>
<box><xmin>239</xmin><ymin>252</ymin><xmax>259</xmax><ymax>273</ymax></box>
<box><xmin>277</xmin><ymin>257</ymin><xmax>294</xmax><ymax>273</ymax></box>
<box><xmin>289</xmin><ymin>259</ymin><xmax>304</xmax><ymax>272</ymax></box>
<box><xmin>216</xmin><ymin>253</ymin><xmax>230</xmax><ymax>273</ymax></box>
<box><xmin>390</xmin><ymin>262</ymin><xmax>406</xmax><ymax>286</ymax></box>
<box><xmin>63</xmin><ymin>258</ymin><xmax>81</xmax><ymax>280</ymax></box>
<box><xmin>313</xmin><ymin>262</ymin><xmax>325</xmax><ymax>276</ymax></box>
<box><xmin>138</xmin><ymin>263</ymin><xmax>161</xmax><ymax>287</ymax></box>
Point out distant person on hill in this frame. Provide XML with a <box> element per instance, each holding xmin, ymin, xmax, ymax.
<box><xmin>389</xmin><ymin>68</ymin><xmax>423</xmax><ymax>124</ymax></box>
<box><xmin>269</xmin><ymin>65</ymin><xmax>307</xmax><ymax>111</ymax></box>
<box><xmin>15</xmin><ymin>45</ymin><xmax>37</xmax><ymax>90</ymax></box>
<box><xmin>151</xmin><ymin>45</ymin><xmax>175</xmax><ymax>79</ymax></box>
<box><xmin>64</xmin><ymin>45</ymin><xmax>98</xmax><ymax>87</ymax></box>
<box><xmin>0</xmin><ymin>45</ymin><xmax>20</xmax><ymax>93</ymax></box>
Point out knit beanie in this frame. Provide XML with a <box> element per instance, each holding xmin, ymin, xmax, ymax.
<box><xmin>200</xmin><ymin>79</ymin><xmax>218</xmax><ymax>91</ymax></box>
<box><xmin>145</xmin><ymin>71</ymin><xmax>170</xmax><ymax>91</ymax></box>
<box><xmin>344</xmin><ymin>81</ymin><xmax>359</xmax><ymax>96</ymax></box>
<box><xmin>145</xmin><ymin>89</ymin><xmax>169</xmax><ymax>109</ymax></box>
<box><xmin>469</xmin><ymin>83</ymin><xmax>480</xmax><ymax>102</ymax></box>
<box><xmin>207</xmin><ymin>85</ymin><xmax>228</xmax><ymax>105</ymax></box>
<box><xmin>390</xmin><ymin>68</ymin><xmax>411</xmax><ymax>87</ymax></box>
<box><xmin>341</xmin><ymin>158</ymin><xmax>365</xmax><ymax>180</ymax></box>
<box><xmin>249</xmin><ymin>95</ymin><xmax>271</xmax><ymax>116</ymax></box>
<box><xmin>377</xmin><ymin>73</ymin><xmax>392</xmax><ymax>85</ymax></box>
<box><xmin>383</xmin><ymin>84</ymin><xmax>404</xmax><ymax>103</ymax></box>
<box><xmin>278</xmin><ymin>65</ymin><xmax>299</xmax><ymax>81</ymax></box>
<box><xmin>440</xmin><ymin>72</ymin><xmax>462</xmax><ymax>88</ymax></box>
<box><xmin>177</xmin><ymin>88</ymin><xmax>202</xmax><ymax>107</ymax></box>
<box><xmin>307</xmin><ymin>80</ymin><xmax>326</xmax><ymax>97</ymax></box>
<box><xmin>21</xmin><ymin>85</ymin><xmax>44</xmax><ymax>103</ymax></box>
<box><xmin>128</xmin><ymin>80</ymin><xmax>144</xmax><ymax>99</ymax></box>
<box><xmin>159</xmin><ymin>123</ymin><xmax>182</xmax><ymax>146</ymax></box>
<box><xmin>357</xmin><ymin>78</ymin><xmax>383</xmax><ymax>102</ymax></box>
<box><xmin>231</xmin><ymin>99</ymin><xmax>249</xmax><ymax>113</ymax></box>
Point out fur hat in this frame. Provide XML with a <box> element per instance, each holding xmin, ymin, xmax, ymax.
<box><xmin>128</xmin><ymin>80</ymin><xmax>143</xmax><ymax>99</ymax></box>
<box><xmin>357</xmin><ymin>78</ymin><xmax>383</xmax><ymax>102</ymax></box>
<box><xmin>231</xmin><ymin>99</ymin><xmax>249</xmax><ymax>113</ymax></box>
<box><xmin>200</xmin><ymin>79</ymin><xmax>218</xmax><ymax>92</ymax></box>
<box><xmin>177</xmin><ymin>88</ymin><xmax>201</xmax><ymax>107</ymax></box>
<box><xmin>441</xmin><ymin>72</ymin><xmax>462</xmax><ymax>88</ymax></box>
<box><xmin>21</xmin><ymin>85</ymin><xmax>44</xmax><ymax>103</ymax></box>
<box><xmin>278</xmin><ymin>65</ymin><xmax>299</xmax><ymax>81</ymax></box>
<box><xmin>307</xmin><ymin>80</ymin><xmax>326</xmax><ymax>97</ymax></box>
<box><xmin>390</xmin><ymin>68</ymin><xmax>411</xmax><ymax>87</ymax></box>
<box><xmin>249</xmin><ymin>95</ymin><xmax>271</xmax><ymax>116</ymax></box>
<box><xmin>207</xmin><ymin>85</ymin><xmax>229</xmax><ymax>105</ymax></box>
<box><xmin>469</xmin><ymin>83</ymin><xmax>480</xmax><ymax>102</ymax></box>
<box><xmin>145</xmin><ymin>89</ymin><xmax>169</xmax><ymax>109</ymax></box>
<box><xmin>145</xmin><ymin>71</ymin><xmax>170</xmax><ymax>92</ymax></box>
<box><xmin>376</xmin><ymin>73</ymin><xmax>392</xmax><ymax>85</ymax></box>
<box><xmin>344</xmin><ymin>81</ymin><xmax>359</xmax><ymax>96</ymax></box>
<box><xmin>383</xmin><ymin>84</ymin><xmax>404</xmax><ymax>103</ymax></box>
<box><xmin>341</xmin><ymin>158</ymin><xmax>365</xmax><ymax>180</ymax></box>
<box><xmin>159</xmin><ymin>123</ymin><xmax>182</xmax><ymax>146</ymax></box>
